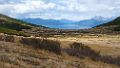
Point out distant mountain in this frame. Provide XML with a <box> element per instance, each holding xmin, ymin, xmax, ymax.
<box><xmin>0</xmin><ymin>14</ymin><xmax>46</xmax><ymax>36</ymax></box>
<box><xmin>22</xmin><ymin>18</ymin><xmax>75</xmax><ymax>29</ymax></box>
<box><xmin>75</xmin><ymin>16</ymin><xmax>111</xmax><ymax>28</ymax></box>
<box><xmin>23</xmin><ymin>16</ymin><xmax>113</xmax><ymax>29</ymax></box>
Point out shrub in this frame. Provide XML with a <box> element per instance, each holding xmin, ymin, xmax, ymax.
<box><xmin>70</xmin><ymin>42</ymin><xmax>85</xmax><ymax>49</ymax></box>
<box><xmin>114</xmin><ymin>26</ymin><xmax>120</xmax><ymax>31</ymax></box>
<box><xmin>66</xmin><ymin>42</ymin><xmax>120</xmax><ymax>66</ymax></box>
<box><xmin>20</xmin><ymin>38</ymin><xmax>61</xmax><ymax>54</ymax></box>
<box><xmin>67</xmin><ymin>42</ymin><xmax>100</xmax><ymax>59</ymax></box>
<box><xmin>100</xmin><ymin>56</ymin><xmax>120</xmax><ymax>66</ymax></box>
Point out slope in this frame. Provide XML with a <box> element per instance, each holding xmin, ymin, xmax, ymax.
<box><xmin>0</xmin><ymin>14</ymin><xmax>46</xmax><ymax>36</ymax></box>
<box><xmin>96</xmin><ymin>16</ymin><xmax>120</xmax><ymax>31</ymax></box>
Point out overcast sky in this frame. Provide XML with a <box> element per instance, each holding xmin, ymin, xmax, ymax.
<box><xmin>0</xmin><ymin>0</ymin><xmax>120</xmax><ymax>21</ymax></box>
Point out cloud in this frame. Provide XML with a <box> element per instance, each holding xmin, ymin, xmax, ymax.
<box><xmin>0</xmin><ymin>0</ymin><xmax>120</xmax><ymax>20</ymax></box>
<box><xmin>13</xmin><ymin>0</ymin><xmax>56</xmax><ymax>13</ymax></box>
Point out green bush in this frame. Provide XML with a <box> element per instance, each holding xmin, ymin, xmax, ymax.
<box><xmin>0</xmin><ymin>27</ymin><xmax>30</xmax><ymax>37</ymax></box>
<box><xmin>114</xmin><ymin>26</ymin><xmax>120</xmax><ymax>31</ymax></box>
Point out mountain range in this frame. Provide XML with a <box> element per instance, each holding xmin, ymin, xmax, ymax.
<box><xmin>0</xmin><ymin>13</ymin><xmax>120</xmax><ymax>36</ymax></box>
<box><xmin>22</xmin><ymin>16</ymin><xmax>115</xmax><ymax>29</ymax></box>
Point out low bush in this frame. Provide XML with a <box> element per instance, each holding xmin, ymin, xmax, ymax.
<box><xmin>100</xmin><ymin>55</ymin><xmax>120</xmax><ymax>66</ymax></box>
<box><xmin>67</xmin><ymin>42</ymin><xmax>100</xmax><ymax>59</ymax></box>
<box><xmin>66</xmin><ymin>42</ymin><xmax>120</xmax><ymax>66</ymax></box>
<box><xmin>20</xmin><ymin>38</ymin><xmax>61</xmax><ymax>54</ymax></box>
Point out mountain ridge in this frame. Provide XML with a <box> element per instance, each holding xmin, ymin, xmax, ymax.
<box><xmin>23</xmin><ymin>16</ymin><xmax>113</xmax><ymax>29</ymax></box>
<box><xmin>95</xmin><ymin>16</ymin><xmax>120</xmax><ymax>32</ymax></box>
<box><xmin>97</xmin><ymin>16</ymin><xmax>120</xmax><ymax>27</ymax></box>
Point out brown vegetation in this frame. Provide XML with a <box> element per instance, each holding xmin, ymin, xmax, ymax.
<box><xmin>20</xmin><ymin>37</ymin><xmax>61</xmax><ymax>54</ymax></box>
<box><xmin>0</xmin><ymin>34</ymin><xmax>14</xmax><ymax>42</ymax></box>
<box><xmin>0</xmin><ymin>33</ymin><xmax>120</xmax><ymax>67</ymax></box>
<box><xmin>64</xmin><ymin>42</ymin><xmax>120</xmax><ymax>67</ymax></box>
<box><xmin>65</xmin><ymin>42</ymin><xmax>100</xmax><ymax>59</ymax></box>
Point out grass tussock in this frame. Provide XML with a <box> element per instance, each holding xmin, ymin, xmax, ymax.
<box><xmin>20</xmin><ymin>37</ymin><xmax>61</xmax><ymax>54</ymax></box>
<box><xmin>0</xmin><ymin>34</ymin><xmax>14</xmax><ymax>42</ymax></box>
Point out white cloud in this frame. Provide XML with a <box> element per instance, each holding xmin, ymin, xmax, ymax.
<box><xmin>0</xmin><ymin>0</ymin><xmax>120</xmax><ymax>20</ymax></box>
<box><xmin>12</xmin><ymin>0</ymin><xmax>56</xmax><ymax>14</ymax></box>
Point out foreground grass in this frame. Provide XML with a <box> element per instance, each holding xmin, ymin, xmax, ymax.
<box><xmin>0</xmin><ymin>34</ymin><xmax>119</xmax><ymax>68</ymax></box>
<box><xmin>0</xmin><ymin>41</ymin><xmax>88</xmax><ymax>68</ymax></box>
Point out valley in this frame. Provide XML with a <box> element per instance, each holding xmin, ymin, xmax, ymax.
<box><xmin>0</xmin><ymin>14</ymin><xmax>120</xmax><ymax>68</ymax></box>
<box><xmin>0</xmin><ymin>0</ymin><xmax>120</xmax><ymax>68</ymax></box>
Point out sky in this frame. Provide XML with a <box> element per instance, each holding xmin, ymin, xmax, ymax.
<box><xmin>0</xmin><ymin>0</ymin><xmax>120</xmax><ymax>21</ymax></box>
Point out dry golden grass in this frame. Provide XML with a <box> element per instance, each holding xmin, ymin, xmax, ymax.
<box><xmin>0</xmin><ymin>34</ymin><xmax>120</xmax><ymax>68</ymax></box>
<box><xmin>89</xmin><ymin>44</ymin><xmax>120</xmax><ymax>57</ymax></box>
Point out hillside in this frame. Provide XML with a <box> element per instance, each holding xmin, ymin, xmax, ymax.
<box><xmin>81</xmin><ymin>17</ymin><xmax>120</xmax><ymax>34</ymax></box>
<box><xmin>0</xmin><ymin>14</ymin><xmax>47</xmax><ymax>36</ymax></box>
<box><xmin>97</xmin><ymin>17</ymin><xmax>120</xmax><ymax>26</ymax></box>
<box><xmin>96</xmin><ymin>17</ymin><xmax>120</xmax><ymax>32</ymax></box>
